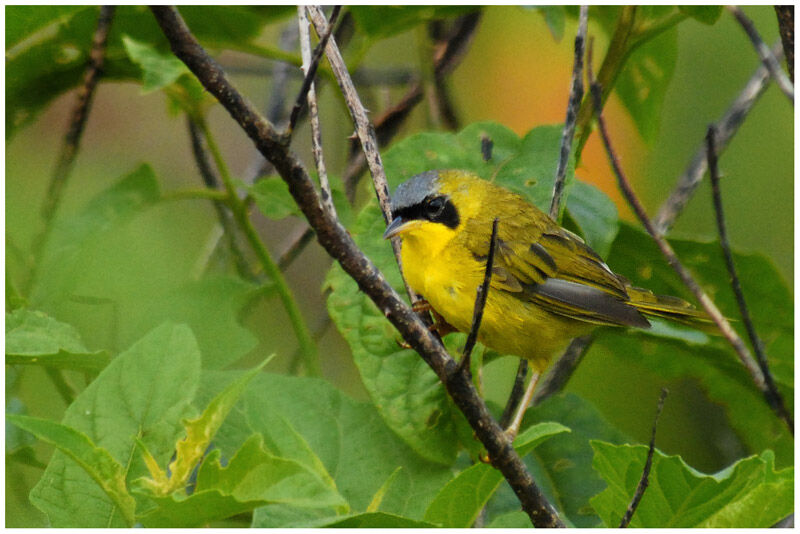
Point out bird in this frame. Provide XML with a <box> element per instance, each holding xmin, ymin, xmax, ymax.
<box><xmin>383</xmin><ymin>169</ymin><xmax>714</xmax><ymax>437</ymax></box>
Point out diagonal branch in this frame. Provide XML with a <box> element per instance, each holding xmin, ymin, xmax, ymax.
<box><xmin>150</xmin><ymin>6</ymin><xmax>564</xmax><ymax>526</ymax></box>
<box><xmin>774</xmin><ymin>6</ymin><xmax>794</xmax><ymax>81</ymax></box>
<box><xmin>727</xmin><ymin>6</ymin><xmax>794</xmax><ymax>103</ymax></box>
<box><xmin>705</xmin><ymin>126</ymin><xmax>793</xmax><ymax>433</ymax></box>
<box><xmin>653</xmin><ymin>42</ymin><xmax>782</xmax><ymax>235</ymax></box>
<box><xmin>550</xmin><ymin>5</ymin><xmax>588</xmax><ymax>220</ymax></box>
<box><xmin>619</xmin><ymin>388</ymin><xmax>668</xmax><ymax>528</ymax></box>
<box><xmin>588</xmin><ymin>74</ymin><xmax>792</xmax><ymax>434</ymax></box>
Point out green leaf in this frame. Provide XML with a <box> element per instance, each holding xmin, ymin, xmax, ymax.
<box><xmin>536</xmin><ymin>6</ymin><xmax>566</xmax><ymax>41</ymax></box>
<box><xmin>678</xmin><ymin>6</ymin><xmax>723</xmax><ymax>25</ymax></box>
<box><xmin>349</xmin><ymin>6</ymin><xmax>478</xmax><ymax>39</ymax></box>
<box><xmin>30</xmin><ymin>323</ymin><xmax>201</xmax><ymax>527</ymax></box>
<box><xmin>247</xmin><ymin>178</ymin><xmax>302</xmax><ymax>220</ymax></box>
<box><xmin>138</xmin><ymin>434</ymin><xmax>346</xmax><ymax>527</ymax></box>
<box><xmin>31</xmin><ymin>164</ymin><xmax>160</xmax><ymax>306</ymax></box>
<box><xmin>132</xmin><ymin>276</ymin><xmax>259</xmax><ymax>369</ymax></box>
<box><xmin>139</xmin><ymin>357</ymin><xmax>272</xmax><ymax>495</ymax></box>
<box><xmin>564</xmin><ymin>180</ymin><xmax>619</xmax><ymax>259</ymax></box>
<box><xmin>485</xmin><ymin>393</ymin><xmax>629</xmax><ymax>527</ymax></box>
<box><xmin>5</xmin><ymin>5</ymin><xmax>86</xmax><ymax>48</ymax></box>
<box><xmin>122</xmin><ymin>34</ymin><xmax>187</xmax><ymax>92</ymax></box>
<box><xmin>590</xmin><ymin>443</ymin><xmax>793</xmax><ymax>527</ymax></box>
<box><xmin>6</xmin><ymin>397</ymin><xmax>37</xmax><ymax>455</ymax></box>
<box><xmin>320</xmin><ymin>511</ymin><xmax>437</xmax><ymax>528</ymax></box>
<box><xmin>423</xmin><ymin>422</ymin><xmax>569</xmax><ymax>527</ymax></box>
<box><xmin>199</xmin><ymin>371</ymin><xmax>455</xmax><ymax>525</ymax></box>
<box><xmin>601</xmin><ymin>223</ymin><xmax>793</xmax><ymax>461</ymax></box>
<box><xmin>487</xmin><ymin>510</ymin><xmax>532</xmax><ymax>528</ymax></box>
<box><xmin>616</xmin><ymin>24</ymin><xmax>679</xmax><ymax>143</ymax></box>
<box><xmin>7</xmin><ymin>415</ymin><xmax>136</xmax><ymax>526</ymax></box>
<box><xmin>6</xmin><ymin>309</ymin><xmax>110</xmax><ymax>372</ymax></box>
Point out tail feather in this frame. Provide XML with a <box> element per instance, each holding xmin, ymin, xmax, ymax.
<box><xmin>626</xmin><ymin>286</ymin><xmax>719</xmax><ymax>333</ymax></box>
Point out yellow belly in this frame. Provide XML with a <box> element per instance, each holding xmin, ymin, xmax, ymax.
<box><xmin>400</xmin><ymin>233</ymin><xmax>591</xmax><ymax>372</ymax></box>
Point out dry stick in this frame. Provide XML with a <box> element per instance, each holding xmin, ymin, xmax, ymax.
<box><xmin>618</xmin><ymin>388</ymin><xmax>668</xmax><ymax>528</ymax></box>
<box><xmin>150</xmin><ymin>7</ymin><xmax>563</xmax><ymax>527</ymax></box>
<box><xmin>459</xmin><ymin>218</ymin><xmax>500</xmax><ymax>373</ymax></box>
<box><xmin>706</xmin><ymin>127</ymin><xmax>793</xmax><ymax>433</ymax></box>
<box><xmin>587</xmin><ymin>77</ymin><xmax>792</xmax><ymax>435</ymax></box>
<box><xmin>186</xmin><ymin>118</ymin><xmax>256</xmax><ymax>281</ymax></box>
<box><xmin>549</xmin><ymin>4</ymin><xmax>588</xmax><ymax>220</ymax></box>
<box><xmin>532</xmin><ymin>335</ymin><xmax>594</xmax><ymax>406</ymax></box>
<box><xmin>342</xmin><ymin>12</ymin><xmax>481</xmax><ymax>201</ymax></box>
<box><xmin>287</xmin><ymin>6</ymin><xmax>341</xmax><ymax>135</ymax></box>
<box><xmin>306</xmin><ymin>5</ymin><xmax>427</xmax><ymax>314</ymax></box>
<box><xmin>727</xmin><ymin>6</ymin><xmax>794</xmax><ymax>103</ymax></box>
<box><xmin>298</xmin><ymin>7</ymin><xmax>337</xmax><ymax>217</ymax></box>
<box><xmin>653</xmin><ymin>45</ymin><xmax>782</xmax><ymax>234</ymax></box>
<box><xmin>774</xmin><ymin>6</ymin><xmax>794</xmax><ymax>82</ymax></box>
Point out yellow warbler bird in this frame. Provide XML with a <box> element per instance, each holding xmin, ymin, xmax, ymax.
<box><xmin>383</xmin><ymin>170</ymin><xmax>713</xmax><ymax>435</ymax></box>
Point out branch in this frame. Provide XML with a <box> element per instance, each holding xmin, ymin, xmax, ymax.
<box><xmin>532</xmin><ymin>335</ymin><xmax>594</xmax><ymax>406</ymax></box>
<box><xmin>499</xmin><ymin>360</ymin><xmax>528</xmax><ymax>428</ymax></box>
<box><xmin>298</xmin><ymin>6</ymin><xmax>337</xmax><ymax>217</ymax></box>
<box><xmin>588</xmin><ymin>75</ymin><xmax>792</xmax><ymax>434</ymax></box>
<box><xmin>619</xmin><ymin>388</ymin><xmax>668</xmax><ymax>528</ymax></box>
<box><xmin>706</xmin><ymin>126</ymin><xmax>793</xmax><ymax>433</ymax></box>
<box><xmin>727</xmin><ymin>6</ymin><xmax>794</xmax><ymax>103</ymax></box>
<box><xmin>653</xmin><ymin>42</ymin><xmax>782</xmax><ymax>235</ymax></box>
<box><xmin>774</xmin><ymin>6</ymin><xmax>794</xmax><ymax>82</ymax></box>
<box><xmin>549</xmin><ymin>5</ymin><xmax>588</xmax><ymax>220</ymax></box>
<box><xmin>150</xmin><ymin>7</ymin><xmax>564</xmax><ymax>526</ymax></box>
<box><xmin>460</xmin><ymin>218</ymin><xmax>499</xmax><ymax>373</ymax></box>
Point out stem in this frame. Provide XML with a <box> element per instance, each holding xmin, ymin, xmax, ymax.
<box><xmin>198</xmin><ymin>119</ymin><xmax>320</xmax><ymax>376</ymax></box>
<box><xmin>160</xmin><ymin>188</ymin><xmax>229</xmax><ymax>202</ymax></box>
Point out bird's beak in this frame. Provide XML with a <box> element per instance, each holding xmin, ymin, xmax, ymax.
<box><xmin>383</xmin><ymin>216</ymin><xmax>420</xmax><ymax>239</ymax></box>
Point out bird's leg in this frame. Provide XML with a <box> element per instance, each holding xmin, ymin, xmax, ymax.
<box><xmin>504</xmin><ymin>371</ymin><xmax>541</xmax><ymax>440</ymax></box>
<box><xmin>396</xmin><ymin>300</ymin><xmax>457</xmax><ymax>348</ymax></box>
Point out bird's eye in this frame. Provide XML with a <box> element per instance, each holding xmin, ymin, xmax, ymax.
<box><xmin>426</xmin><ymin>196</ymin><xmax>446</xmax><ymax>219</ymax></box>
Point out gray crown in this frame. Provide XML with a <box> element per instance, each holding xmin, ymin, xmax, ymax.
<box><xmin>390</xmin><ymin>170</ymin><xmax>441</xmax><ymax>212</ymax></box>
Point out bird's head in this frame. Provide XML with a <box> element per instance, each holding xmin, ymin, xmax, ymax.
<box><xmin>383</xmin><ymin>170</ymin><xmax>488</xmax><ymax>242</ymax></box>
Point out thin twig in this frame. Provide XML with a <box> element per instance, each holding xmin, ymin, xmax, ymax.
<box><xmin>706</xmin><ymin>126</ymin><xmax>793</xmax><ymax>433</ymax></box>
<box><xmin>278</xmin><ymin>226</ymin><xmax>315</xmax><ymax>271</ymax></box>
<box><xmin>549</xmin><ymin>5</ymin><xmax>588</xmax><ymax>220</ymax></box>
<box><xmin>588</xmin><ymin>74</ymin><xmax>792</xmax><ymax>434</ymax></box>
<box><xmin>298</xmin><ymin>7</ymin><xmax>337</xmax><ymax>217</ymax></box>
<box><xmin>653</xmin><ymin>44</ymin><xmax>782</xmax><ymax>234</ymax></box>
<box><xmin>532</xmin><ymin>335</ymin><xmax>594</xmax><ymax>406</ymax></box>
<box><xmin>728</xmin><ymin>6</ymin><xmax>794</xmax><ymax>103</ymax></box>
<box><xmin>619</xmin><ymin>388</ymin><xmax>668</xmax><ymax>528</ymax></box>
<box><xmin>150</xmin><ymin>7</ymin><xmax>564</xmax><ymax>526</ymax></box>
<box><xmin>187</xmin><ymin>118</ymin><xmax>256</xmax><ymax>280</ymax></box>
<box><xmin>460</xmin><ymin>218</ymin><xmax>499</xmax><ymax>373</ymax></box>
<box><xmin>499</xmin><ymin>360</ymin><xmax>528</xmax><ymax>428</ymax></box>
<box><xmin>287</xmin><ymin>6</ymin><xmax>341</xmax><ymax>135</ymax></box>
<box><xmin>774</xmin><ymin>6</ymin><xmax>794</xmax><ymax>82</ymax></box>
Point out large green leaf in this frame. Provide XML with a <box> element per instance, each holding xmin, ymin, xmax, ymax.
<box><xmin>599</xmin><ymin>223</ymin><xmax>793</xmax><ymax>461</ymax></box>
<box><xmin>6</xmin><ymin>6</ymin><xmax>293</xmax><ymax>138</ymax></box>
<box><xmin>7</xmin><ymin>415</ymin><xmax>136</xmax><ymax>526</ymax></box>
<box><xmin>31</xmin><ymin>164</ymin><xmax>160</xmax><ymax>306</ymax></box>
<box><xmin>423</xmin><ymin>422</ymin><xmax>569</xmax><ymax>527</ymax></box>
<box><xmin>6</xmin><ymin>308</ymin><xmax>110</xmax><ymax>372</ymax></box>
<box><xmin>197</xmin><ymin>371</ymin><xmax>454</xmax><ymax>526</ymax></box>
<box><xmin>29</xmin><ymin>323</ymin><xmax>201</xmax><ymax>527</ymax></box>
<box><xmin>137</xmin><ymin>434</ymin><xmax>346</xmax><ymax>527</ymax></box>
<box><xmin>590</xmin><ymin>443</ymin><xmax>793</xmax><ymax>527</ymax></box>
<box><xmin>131</xmin><ymin>276</ymin><xmax>259</xmax><ymax>369</ymax></box>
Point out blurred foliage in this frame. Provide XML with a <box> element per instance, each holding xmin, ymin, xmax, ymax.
<box><xmin>6</xmin><ymin>5</ymin><xmax>793</xmax><ymax>528</ymax></box>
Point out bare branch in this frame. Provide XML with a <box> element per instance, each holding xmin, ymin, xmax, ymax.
<box><xmin>278</xmin><ymin>226</ymin><xmax>315</xmax><ymax>271</ymax></box>
<box><xmin>499</xmin><ymin>360</ymin><xmax>528</xmax><ymax>428</ymax></box>
<box><xmin>460</xmin><ymin>218</ymin><xmax>499</xmax><ymax>373</ymax></box>
<box><xmin>150</xmin><ymin>7</ymin><xmax>564</xmax><ymax>526</ymax></box>
<box><xmin>653</xmin><ymin>45</ymin><xmax>782</xmax><ymax>234</ymax></box>
<box><xmin>706</xmin><ymin>126</ymin><xmax>793</xmax><ymax>433</ymax></box>
<box><xmin>587</xmin><ymin>75</ymin><xmax>791</xmax><ymax>433</ymax></box>
<box><xmin>774</xmin><ymin>6</ymin><xmax>794</xmax><ymax>81</ymax></box>
<box><xmin>298</xmin><ymin>6</ymin><xmax>337</xmax><ymax>217</ymax></box>
<box><xmin>532</xmin><ymin>335</ymin><xmax>594</xmax><ymax>406</ymax></box>
<box><xmin>550</xmin><ymin>5</ymin><xmax>588</xmax><ymax>220</ymax></box>
<box><xmin>728</xmin><ymin>6</ymin><xmax>794</xmax><ymax>102</ymax></box>
<box><xmin>287</xmin><ymin>6</ymin><xmax>341</xmax><ymax>134</ymax></box>
<box><xmin>619</xmin><ymin>388</ymin><xmax>668</xmax><ymax>528</ymax></box>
